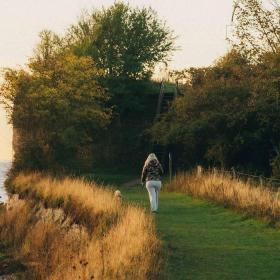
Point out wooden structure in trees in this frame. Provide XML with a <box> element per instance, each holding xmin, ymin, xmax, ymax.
<box><xmin>154</xmin><ymin>81</ymin><xmax>180</xmax><ymax>121</ymax></box>
<box><xmin>153</xmin><ymin>80</ymin><xmax>181</xmax><ymax>180</ymax></box>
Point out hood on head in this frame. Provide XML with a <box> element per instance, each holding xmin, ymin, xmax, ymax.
<box><xmin>149</xmin><ymin>159</ymin><xmax>158</xmax><ymax>166</ymax></box>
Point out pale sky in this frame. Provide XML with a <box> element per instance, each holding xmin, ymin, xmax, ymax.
<box><xmin>0</xmin><ymin>0</ymin><xmax>233</xmax><ymax>161</ymax></box>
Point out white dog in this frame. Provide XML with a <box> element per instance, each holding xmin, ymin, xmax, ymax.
<box><xmin>114</xmin><ymin>190</ymin><xmax>122</xmax><ymax>202</ymax></box>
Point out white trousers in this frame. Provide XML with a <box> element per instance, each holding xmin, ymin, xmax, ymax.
<box><xmin>146</xmin><ymin>180</ymin><xmax>162</xmax><ymax>212</ymax></box>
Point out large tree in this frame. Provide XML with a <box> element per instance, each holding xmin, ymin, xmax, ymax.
<box><xmin>1</xmin><ymin>31</ymin><xmax>111</xmax><ymax>171</ymax></box>
<box><xmin>66</xmin><ymin>2</ymin><xmax>175</xmax><ymax>79</ymax></box>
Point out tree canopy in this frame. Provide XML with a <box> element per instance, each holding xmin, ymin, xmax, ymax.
<box><xmin>66</xmin><ymin>2</ymin><xmax>175</xmax><ymax>79</ymax></box>
<box><xmin>147</xmin><ymin>1</ymin><xmax>280</xmax><ymax>177</ymax></box>
<box><xmin>150</xmin><ymin>50</ymin><xmax>280</xmax><ymax>176</ymax></box>
<box><xmin>1</xmin><ymin>31</ymin><xmax>111</xmax><ymax>170</ymax></box>
<box><xmin>232</xmin><ymin>0</ymin><xmax>280</xmax><ymax>61</ymax></box>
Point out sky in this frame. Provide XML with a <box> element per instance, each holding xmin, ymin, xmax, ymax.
<box><xmin>0</xmin><ymin>0</ymin><xmax>233</xmax><ymax>161</ymax></box>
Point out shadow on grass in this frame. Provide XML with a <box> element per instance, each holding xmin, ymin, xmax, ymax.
<box><xmin>0</xmin><ymin>250</ymin><xmax>26</xmax><ymax>277</ymax></box>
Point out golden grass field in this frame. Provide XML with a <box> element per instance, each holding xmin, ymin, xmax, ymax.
<box><xmin>169</xmin><ymin>169</ymin><xmax>280</xmax><ymax>224</ymax></box>
<box><xmin>0</xmin><ymin>173</ymin><xmax>162</xmax><ymax>280</ymax></box>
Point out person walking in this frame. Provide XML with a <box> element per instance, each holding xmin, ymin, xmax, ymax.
<box><xmin>141</xmin><ymin>153</ymin><xmax>164</xmax><ymax>213</ymax></box>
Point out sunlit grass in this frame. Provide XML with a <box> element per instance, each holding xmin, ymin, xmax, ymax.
<box><xmin>0</xmin><ymin>173</ymin><xmax>162</xmax><ymax>279</ymax></box>
<box><xmin>169</xmin><ymin>169</ymin><xmax>280</xmax><ymax>224</ymax></box>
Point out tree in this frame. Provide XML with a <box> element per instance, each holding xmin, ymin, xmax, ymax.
<box><xmin>150</xmin><ymin>49</ymin><xmax>280</xmax><ymax>174</ymax></box>
<box><xmin>232</xmin><ymin>0</ymin><xmax>280</xmax><ymax>61</ymax></box>
<box><xmin>63</xmin><ymin>2</ymin><xmax>176</xmax><ymax>169</ymax></box>
<box><xmin>66</xmin><ymin>2</ymin><xmax>175</xmax><ymax>79</ymax></box>
<box><xmin>1</xmin><ymin>32</ymin><xmax>112</xmax><ymax>171</ymax></box>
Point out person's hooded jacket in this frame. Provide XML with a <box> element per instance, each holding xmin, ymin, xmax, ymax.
<box><xmin>141</xmin><ymin>158</ymin><xmax>163</xmax><ymax>183</ymax></box>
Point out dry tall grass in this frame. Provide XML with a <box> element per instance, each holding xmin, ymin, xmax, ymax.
<box><xmin>0</xmin><ymin>173</ymin><xmax>162</xmax><ymax>279</ymax></box>
<box><xmin>169</xmin><ymin>169</ymin><xmax>280</xmax><ymax>224</ymax></box>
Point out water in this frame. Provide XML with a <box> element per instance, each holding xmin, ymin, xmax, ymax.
<box><xmin>0</xmin><ymin>161</ymin><xmax>12</xmax><ymax>203</ymax></box>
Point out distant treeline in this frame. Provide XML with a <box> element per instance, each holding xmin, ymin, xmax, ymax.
<box><xmin>1</xmin><ymin>0</ymin><xmax>280</xmax><ymax>178</ymax></box>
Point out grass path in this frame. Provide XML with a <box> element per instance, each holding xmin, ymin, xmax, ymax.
<box><xmin>85</xmin><ymin>173</ymin><xmax>280</xmax><ymax>279</ymax></box>
<box><xmin>117</xmin><ymin>185</ymin><xmax>280</xmax><ymax>279</ymax></box>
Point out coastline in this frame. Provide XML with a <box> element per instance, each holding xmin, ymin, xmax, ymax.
<box><xmin>0</xmin><ymin>161</ymin><xmax>12</xmax><ymax>203</ymax></box>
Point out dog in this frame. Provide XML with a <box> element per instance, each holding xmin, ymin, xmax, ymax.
<box><xmin>114</xmin><ymin>190</ymin><xmax>122</xmax><ymax>202</ymax></box>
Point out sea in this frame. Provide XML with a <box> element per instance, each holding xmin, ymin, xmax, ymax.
<box><xmin>0</xmin><ymin>161</ymin><xmax>12</xmax><ymax>203</ymax></box>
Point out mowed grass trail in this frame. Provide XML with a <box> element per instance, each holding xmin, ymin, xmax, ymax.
<box><xmin>86</xmin><ymin>174</ymin><xmax>280</xmax><ymax>279</ymax></box>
